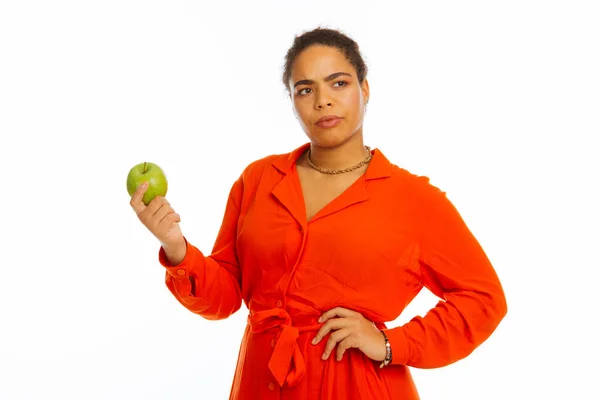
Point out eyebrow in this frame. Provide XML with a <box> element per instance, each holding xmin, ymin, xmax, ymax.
<box><xmin>293</xmin><ymin>72</ymin><xmax>353</xmax><ymax>89</ymax></box>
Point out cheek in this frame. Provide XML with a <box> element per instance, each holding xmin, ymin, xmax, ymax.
<box><xmin>294</xmin><ymin>103</ymin><xmax>312</xmax><ymax>129</ymax></box>
<box><xmin>341</xmin><ymin>90</ymin><xmax>362</xmax><ymax>113</ymax></box>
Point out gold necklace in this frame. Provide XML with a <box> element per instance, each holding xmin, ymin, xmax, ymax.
<box><xmin>307</xmin><ymin>146</ymin><xmax>372</xmax><ymax>175</ymax></box>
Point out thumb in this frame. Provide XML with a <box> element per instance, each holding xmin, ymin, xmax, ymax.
<box><xmin>129</xmin><ymin>181</ymin><xmax>149</xmax><ymax>215</ymax></box>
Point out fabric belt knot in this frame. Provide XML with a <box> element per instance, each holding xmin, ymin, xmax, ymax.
<box><xmin>249</xmin><ymin>308</ymin><xmax>321</xmax><ymax>388</ymax></box>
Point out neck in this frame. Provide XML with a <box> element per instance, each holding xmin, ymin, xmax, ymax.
<box><xmin>308</xmin><ymin>136</ymin><xmax>369</xmax><ymax>170</ymax></box>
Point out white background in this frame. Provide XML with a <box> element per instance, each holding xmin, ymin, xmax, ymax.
<box><xmin>1</xmin><ymin>1</ymin><xmax>598</xmax><ymax>399</ymax></box>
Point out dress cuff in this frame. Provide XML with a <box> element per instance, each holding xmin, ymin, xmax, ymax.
<box><xmin>382</xmin><ymin>326</ymin><xmax>409</xmax><ymax>366</ymax></box>
<box><xmin>158</xmin><ymin>237</ymin><xmax>195</xmax><ymax>279</ymax></box>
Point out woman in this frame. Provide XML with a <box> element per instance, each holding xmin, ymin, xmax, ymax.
<box><xmin>129</xmin><ymin>27</ymin><xmax>507</xmax><ymax>400</ymax></box>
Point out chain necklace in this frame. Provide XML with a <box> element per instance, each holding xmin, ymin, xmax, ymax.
<box><xmin>307</xmin><ymin>146</ymin><xmax>372</xmax><ymax>175</ymax></box>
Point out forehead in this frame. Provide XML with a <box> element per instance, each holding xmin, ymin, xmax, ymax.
<box><xmin>290</xmin><ymin>45</ymin><xmax>355</xmax><ymax>80</ymax></box>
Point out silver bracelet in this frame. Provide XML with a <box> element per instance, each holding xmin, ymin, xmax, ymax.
<box><xmin>379</xmin><ymin>330</ymin><xmax>392</xmax><ymax>368</ymax></box>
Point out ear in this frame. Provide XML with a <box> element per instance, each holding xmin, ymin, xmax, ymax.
<box><xmin>361</xmin><ymin>78</ymin><xmax>370</xmax><ymax>105</ymax></box>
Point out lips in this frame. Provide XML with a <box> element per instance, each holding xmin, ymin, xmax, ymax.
<box><xmin>316</xmin><ymin>115</ymin><xmax>341</xmax><ymax>123</ymax></box>
<box><xmin>315</xmin><ymin>115</ymin><xmax>342</xmax><ymax>128</ymax></box>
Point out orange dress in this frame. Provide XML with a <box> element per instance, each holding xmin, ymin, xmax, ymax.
<box><xmin>158</xmin><ymin>142</ymin><xmax>507</xmax><ymax>399</ymax></box>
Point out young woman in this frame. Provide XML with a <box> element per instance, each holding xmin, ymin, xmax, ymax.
<box><xmin>129</xmin><ymin>27</ymin><xmax>507</xmax><ymax>400</ymax></box>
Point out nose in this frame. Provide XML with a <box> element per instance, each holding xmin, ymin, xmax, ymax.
<box><xmin>315</xmin><ymin>91</ymin><xmax>333</xmax><ymax>110</ymax></box>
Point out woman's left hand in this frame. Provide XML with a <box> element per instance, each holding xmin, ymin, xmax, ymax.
<box><xmin>312</xmin><ymin>307</ymin><xmax>386</xmax><ymax>362</ymax></box>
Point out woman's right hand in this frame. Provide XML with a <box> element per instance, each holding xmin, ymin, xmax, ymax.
<box><xmin>129</xmin><ymin>181</ymin><xmax>185</xmax><ymax>253</ymax></box>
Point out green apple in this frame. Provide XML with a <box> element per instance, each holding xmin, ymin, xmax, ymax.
<box><xmin>126</xmin><ymin>162</ymin><xmax>168</xmax><ymax>205</ymax></box>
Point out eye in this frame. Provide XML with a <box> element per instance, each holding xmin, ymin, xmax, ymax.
<box><xmin>333</xmin><ymin>80</ymin><xmax>348</xmax><ymax>88</ymax></box>
<box><xmin>297</xmin><ymin>88</ymin><xmax>312</xmax><ymax>96</ymax></box>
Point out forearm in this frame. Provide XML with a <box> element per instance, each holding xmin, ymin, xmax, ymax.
<box><xmin>160</xmin><ymin>238</ymin><xmax>243</xmax><ymax>320</ymax></box>
<box><xmin>385</xmin><ymin>287</ymin><xmax>507</xmax><ymax>368</ymax></box>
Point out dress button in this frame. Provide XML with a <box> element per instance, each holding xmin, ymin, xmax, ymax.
<box><xmin>276</xmin><ymin>300</ymin><xmax>282</xmax><ymax>308</ymax></box>
<box><xmin>268</xmin><ymin>382</ymin><xmax>275</xmax><ymax>391</ymax></box>
<box><xmin>176</xmin><ymin>269</ymin><xmax>186</xmax><ymax>276</ymax></box>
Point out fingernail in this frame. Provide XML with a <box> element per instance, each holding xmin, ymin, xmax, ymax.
<box><xmin>141</xmin><ymin>181</ymin><xmax>148</xmax><ymax>188</ymax></box>
<box><xmin>318</xmin><ymin>317</ymin><xmax>323</xmax><ymax>323</ymax></box>
<box><xmin>322</xmin><ymin>353</ymin><xmax>327</xmax><ymax>360</ymax></box>
<box><xmin>311</xmin><ymin>338</ymin><xmax>316</xmax><ymax>345</ymax></box>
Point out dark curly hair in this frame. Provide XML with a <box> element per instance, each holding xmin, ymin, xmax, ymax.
<box><xmin>282</xmin><ymin>27</ymin><xmax>368</xmax><ymax>94</ymax></box>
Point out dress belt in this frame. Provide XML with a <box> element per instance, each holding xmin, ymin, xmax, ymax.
<box><xmin>249</xmin><ymin>308</ymin><xmax>322</xmax><ymax>388</ymax></box>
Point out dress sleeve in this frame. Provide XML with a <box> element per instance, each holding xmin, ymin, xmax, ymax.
<box><xmin>384</xmin><ymin>189</ymin><xmax>507</xmax><ymax>368</ymax></box>
<box><xmin>158</xmin><ymin>175</ymin><xmax>244</xmax><ymax>321</ymax></box>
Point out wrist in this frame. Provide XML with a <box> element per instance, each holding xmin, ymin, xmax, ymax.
<box><xmin>379</xmin><ymin>330</ymin><xmax>392</xmax><ymax>368</ymax></box>
<box><xmin>161</xmin><ymin>238</ymin><xmax>187</xmax><ymax>266</ymax></box>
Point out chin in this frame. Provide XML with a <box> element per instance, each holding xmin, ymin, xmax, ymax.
<box><xmin>309</xmin><ymin>133</ymin><xmax>356</xmax><ymax>149</ymax></box>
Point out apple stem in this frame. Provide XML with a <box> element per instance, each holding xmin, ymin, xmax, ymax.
<box><xmin>143</xmin><ymin>162</ymin><xmax>147</xmax><ymax>174</ymax></box>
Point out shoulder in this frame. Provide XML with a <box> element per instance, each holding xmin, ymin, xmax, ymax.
<box><xmin>238</xmin><ymin>143</ymin><xmax>307</xmax><ymax>181</ymax></box>
<box><xmin>234</xmin><ymin>146</ymin><xmax>298</xmax><ymax>189</ymax></box>
<box><xmin>371</xmin><ymin>147</ymin><xmax>445</xmax><ymax>201</ymax></box>
<box><xmin>387</xmin><ymin>162</ymin><xmax>447</xmax><ymax>206</ymax></box>
<box><xmin>238</xmin><ymin>153</ymin><xmax>282</xmax><ymax>181</ymax></box>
